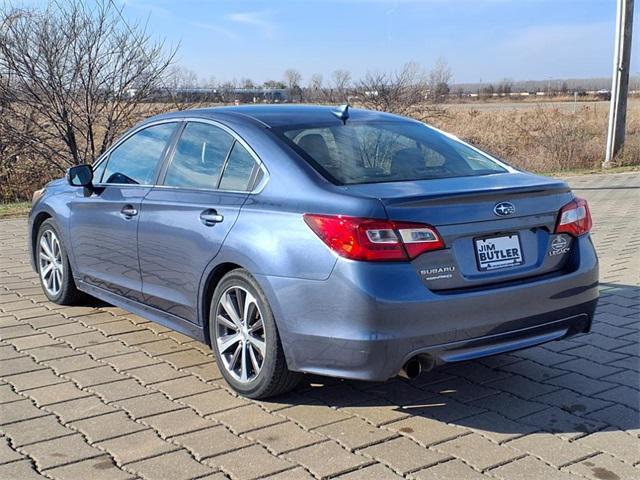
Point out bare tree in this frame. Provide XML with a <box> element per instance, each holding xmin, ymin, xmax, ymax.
<box><xmin>166</xmin><ymin>66</ymin><xmax>199</xmax><ymax>90</ymax></box>
<box><xmin>331</xmin><ymin>69</ymin><xmax>351</xmax><ymax>103</ymax></box>
<box><xmin>307</xmin><ymin>73</ymin><xmax>323</xmax><ymax>102</ymax></box>
<box><xmin>0</xmin><ymin>0</ymin><xmax>175</xmax><ymax>173</ymax></box>
<box><xmin>240</xmin><ymin>78</ymin><xmax>256</xmax><ymax>89</ymax></box>
<box><xmin>496</xmin><ymin>78</ymin><xmax>513</xmax><ymax>96</ymax></box>
<box><xmin>428</xmin><ymin>57</ymin><xmax>452</xmax><ymax>103</ymax></box>
<box><xmin>283</xmin><ymin>68</ymin><xmax>302</xmax><ymax>102</ymax></box>
<box><xmin>356</xmin><ymin>62</ymin><xmax>428</xmax><ymax>116</ymax></box>
<box><xmin>203</xmin><ymin>75</ymin><xmax>218</xmax><ymax>89</ymax></box>
<box><xmin>283</xmin><ymin>69</ymin><xmax>302</xmax><ymax>89</ymax></box>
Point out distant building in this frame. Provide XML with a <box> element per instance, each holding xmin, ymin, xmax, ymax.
<box><xmin>145</xmin><ymin>87</ymin><xmax>291</xmax><ymax>103</ymax></box>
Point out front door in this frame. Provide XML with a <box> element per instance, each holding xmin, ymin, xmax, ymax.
<box><xmin>137</xmin><ymin>121</ymin><xmax>262</xmax><ymax>322</ymax></box>
<box><xmin>69</xmin><ymin>122</ymin><xmax>178</xmax><ymax>302</ymax></box>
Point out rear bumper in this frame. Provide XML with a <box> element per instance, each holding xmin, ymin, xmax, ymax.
<box><xmin>256</xmin><ymin>234</ymin><xmax>599</xmax><ymax>381</ymax></box>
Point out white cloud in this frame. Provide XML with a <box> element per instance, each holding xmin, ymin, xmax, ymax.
<box><xmin>190</xmin><ymin>21</ymin><xmax>239</xmax><ymax>40</ymax></box>
<box><xmin>226</xmin><ymin>11</ymin><xmax>275</xmax><ymax>38</ymax></box>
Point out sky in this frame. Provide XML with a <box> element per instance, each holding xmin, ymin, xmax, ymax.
<box><xmin>75</xmin><ymin>0</ymin><xmax>640</xmax><ymax>85</ymax></box>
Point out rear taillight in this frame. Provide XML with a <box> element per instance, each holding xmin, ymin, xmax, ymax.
<box><xmin>555</xmin><ymin>197</ymin><xmax>592</xmax><ymax>237</ymax></box>
<box><xmin>303</xmin><ymin>214</ymin><xmax>444</xmax><ymax>261</ymax></box>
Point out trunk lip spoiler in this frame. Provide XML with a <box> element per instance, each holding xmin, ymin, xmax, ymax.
<box><xmin>381</xmin><ymin>183</ymin><xmax>571</xmax><ymax>207</ymax></box>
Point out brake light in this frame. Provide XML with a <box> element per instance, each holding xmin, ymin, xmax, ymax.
<box><xmin>303</xmin><ymin>214</ymin><xmax>444</xmax><ymax>261</ymax></box>
<box><xmin>555</xmin><ymin>198</ymin><xmax>592</xmax><ymax>237</ymax></box>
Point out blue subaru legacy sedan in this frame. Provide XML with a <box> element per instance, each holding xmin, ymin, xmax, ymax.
<box><xmin>29</xmin><ymin>105</ymin><xmax>598</xmax><ymax>398</ymax></box>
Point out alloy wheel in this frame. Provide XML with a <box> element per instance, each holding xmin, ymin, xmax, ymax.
<box><xmin>38</xmin><ymin>229</ymin><xmax>63</xmax><ymax>297</ymax></box>
<box><xmin>215</xmin><ymin>286</ymin><xmax>266</xmax><ymax>383</ymax></box>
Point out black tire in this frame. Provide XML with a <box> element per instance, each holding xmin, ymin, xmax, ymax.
<box><xmin>36</xmin><ymin>219</ymin><xmax>84</xmax><ymax>305</ymax></box>
<box><xmin>209</xmin><ymin>269</ymin><xmax>302</xmax><ymax>399</ymax></box>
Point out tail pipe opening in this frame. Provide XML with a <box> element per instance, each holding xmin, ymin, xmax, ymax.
<box><xmin>398</xmin><ymin>355</ymin><xmax>435</xmax><ymax>380</ymax></box>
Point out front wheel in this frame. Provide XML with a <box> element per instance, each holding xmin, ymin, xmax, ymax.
<box><xmin>209</xmin><ymin>269</ymin><xmax>301</xmax><ymax>399</ymax></box>
<box><xmin>36</xmin><ymin>219</ymin><xmax>84</xmax><ymax>305</ymax></box>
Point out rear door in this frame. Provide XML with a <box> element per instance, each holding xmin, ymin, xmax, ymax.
<box><xmin>137</xmin><ymin>120</ymin><xmax>264</xmax><ymax>322</ymax></box>
<box><xmin>69</xmin><ymin>122</ymin><xmax>178</xmax><ymax>301</ymax></box>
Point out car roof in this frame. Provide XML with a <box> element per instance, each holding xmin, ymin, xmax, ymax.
<box><xmin>146</xmin><ymin>104</ymin><xmax>416</xmax><ymax>129</ymax></box>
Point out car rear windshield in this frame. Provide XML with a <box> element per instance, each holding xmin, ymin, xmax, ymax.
<box><xmin>275</xmin><ymin>121</ymin><xmax>507</xmax><ymax>185</ymax></box>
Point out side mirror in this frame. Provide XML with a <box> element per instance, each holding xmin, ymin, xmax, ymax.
<box><xmin>67</xmin><ymin>164</ymin><xmax>93</xmax><ymax>187</ymax></box>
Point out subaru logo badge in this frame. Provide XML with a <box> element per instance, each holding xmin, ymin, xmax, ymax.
<box><xmin>494</xmin><ymin>202</ymin><xmax>515</xmax><ymax>216</ymax></box>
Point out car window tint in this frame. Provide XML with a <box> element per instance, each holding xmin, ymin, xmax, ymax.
<box><xmin>219</xmin><ymin>142</ymin><xmax>258</xmax><ymax>191</ymax></box>
<box><xmin>92</xmin><ymin>158</ymin><xmax>108</xmax><ymax>183</ymax></box>
<box><xmin>280</xmin><ymin>122</ymin><xmax>506</xmax><ymax>185</ymax></box>
<box><xmin>164</xmin><ymin>122</ymin><xmax>234</xmax><ymax>189</ymax></box>
<box><xmin>102</xmin><ymin>123</ymin><xmax>176</xmax><ymax>185</ymax></box>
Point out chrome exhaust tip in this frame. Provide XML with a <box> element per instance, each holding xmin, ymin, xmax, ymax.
<box><xmin>398</xmin><ymin>355</ymin><xmax>435</xmax><ymax>380</ymax></box>
<box><xmin>398</xmin><ymin>357</ymin><xmax>422</xmax><ymax>380</ymax></box>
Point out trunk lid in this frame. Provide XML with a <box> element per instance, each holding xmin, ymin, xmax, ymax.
<box><xmin>340</xmin><ymin>172</ymin><xmax>576</xmax><ymax>290</ymax></box>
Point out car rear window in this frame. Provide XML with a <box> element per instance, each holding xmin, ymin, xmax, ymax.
<box><xmin>275</xmin><ymin>121</ymin><xmax>507</xmax><ymax>185</ymax></box>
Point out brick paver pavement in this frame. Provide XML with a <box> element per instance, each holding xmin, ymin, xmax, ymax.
<box><xmin>0</xmin><ymin>172</ymin><xmax>638</xmax><ymax>480</ymax></box>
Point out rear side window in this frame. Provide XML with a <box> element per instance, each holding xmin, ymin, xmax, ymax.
<box><xmin>164</xmin><ymin>122</ymin><xmax>234</xmax><ymax>189</ymax></box>
<box><xmin>219</xmin><ymin>142</ymin><xmax>258</xmax><ymax>191</ymax></box>
<box><xmin>102</xmin><ymin>123</ymin><xmax>176</xmax><ymax>185</ymax></box>
<box><xmin>277</xmin><ymin>122</ymin><xmax>506</xmax><ymax>185</ymax></box>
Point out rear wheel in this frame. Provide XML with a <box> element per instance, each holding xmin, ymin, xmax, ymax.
<box><xmin>36</xmin><ymin>219</ymin><xmax>84</xmax><ymax>305</ymax></box>
<box><xmin>210</xmin><ymin>269</ymin><xmax>301</xmax><ymax>399</ymax></box>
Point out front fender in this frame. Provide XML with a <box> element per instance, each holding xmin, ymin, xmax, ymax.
<box><xmin>28</xmin><ymin>190</ymin><xmax>75</xmax><ymax>274</ymax></box>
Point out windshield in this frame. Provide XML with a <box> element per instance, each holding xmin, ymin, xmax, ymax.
<box><xmin>276</xmin><ymin>121</ymin><xmax>507</xmax><ymax>185</ymax></box>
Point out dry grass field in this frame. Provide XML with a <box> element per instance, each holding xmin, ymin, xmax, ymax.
<box><xmin>427</xmin><ymin>100</ymin><xmax>640</xmax><ymax>173</ymax></box>
<box><xmin>1</xmin><ymin>100</ymin><xmax>638</xmax><ymax>203</ymax></box>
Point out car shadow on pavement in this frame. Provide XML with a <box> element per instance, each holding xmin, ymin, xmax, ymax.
<box><xmin>272</xmin><ymin>283</ymin><xmax>639</xmax><ymax>438</ymax></box>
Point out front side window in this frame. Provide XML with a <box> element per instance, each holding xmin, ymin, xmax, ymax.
<box><xmin>102</xmin><ymin>123</ymin><xmax>177</xmax><ymax>185</ymax></box>
<box><xmin>163</xmin><ymin>122</ymin><xmax>234</xmax><ymax>189</ymax></box>
<box><xmin>219</xmin><ymin>142</ymin><xmax>258</xmax><ymax>191</ymax></box>
<box><xmin>92</xmin><ymin>157</ymin><xmax>108</xmax><ymax>183</ymax></box>
<box><xmin>277</xmin><ymin>122</ymin><xmax>507</xmax><ymax>185</ymax></box>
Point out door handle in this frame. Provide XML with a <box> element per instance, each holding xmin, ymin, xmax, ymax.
<box><xmin>120</xmin><ymin>205</ymin><xmax>138</xmax><ymax>218</ymax></box>
<box><xmin>200</xmin><ymin>209</ymin><xmax>224</xmax><ymax>226</ymax></box>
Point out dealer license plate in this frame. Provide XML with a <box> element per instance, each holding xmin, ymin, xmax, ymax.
<box><xmin>475</xmin><ymin>234</ymin><xmax>523</xmax><ymax>271</ymax></box>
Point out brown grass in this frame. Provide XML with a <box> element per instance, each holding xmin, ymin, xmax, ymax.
<box><xmin>425</xmin><ymin>101</ymin><xmax>640</xmax><ymax>172</ymax></box>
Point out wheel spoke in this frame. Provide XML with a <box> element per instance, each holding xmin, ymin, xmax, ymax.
<box><xmin>41</xmin><ymin>263</ymin><xmax>54</xmax><ymax>279</ymax></box>
<box><xmin>248</xmin><ymin>344</ymin><xmax>261</xmax><ymax>373</ymax></box>
<box><xmin>217</xmin><ymin>332</ymin><xmax>242</xmax><ymax>354</ymax></box>
<box><xmin>248</xmin><ymin>318</ymin><xmax>263</xmax><ymax>334</ymax></box>
<box><xmin>40</xmin><ymin>236</ymin><xmax>54</xmax><ymax>259</ymax></box>
<box><xmin>248</xmin><ymin>335</ymin><xmax>266</xmax><ymax>357</ymax></box>
<box><xmin>221</xmin><ymin>293</ymin><xmax>242</xmax><ymax>329</ymax></box>
<box><xmin>46</xmin><ymin>270</ymin><xmax>54</xmax><ymax>290</ymax></box>
<box><xmin>216</xmin><ymin>314</ymin><xmax>237</xmax><ymax>332</ymax></box>
<box><xmin>229</xmin><ymin>342</ymin><xmax>242</xmax><ymax>371</ymax></box>
<box><xmin>239</xmin><ymin>342</ymin><xmax>248</xmax><ymax>382</ymax></box>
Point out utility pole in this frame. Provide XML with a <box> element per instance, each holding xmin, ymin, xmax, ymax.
<box><xmin>604</xmin><ymin>0</ymin><xmax>634</xmax><ymax>167</ymax></box>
